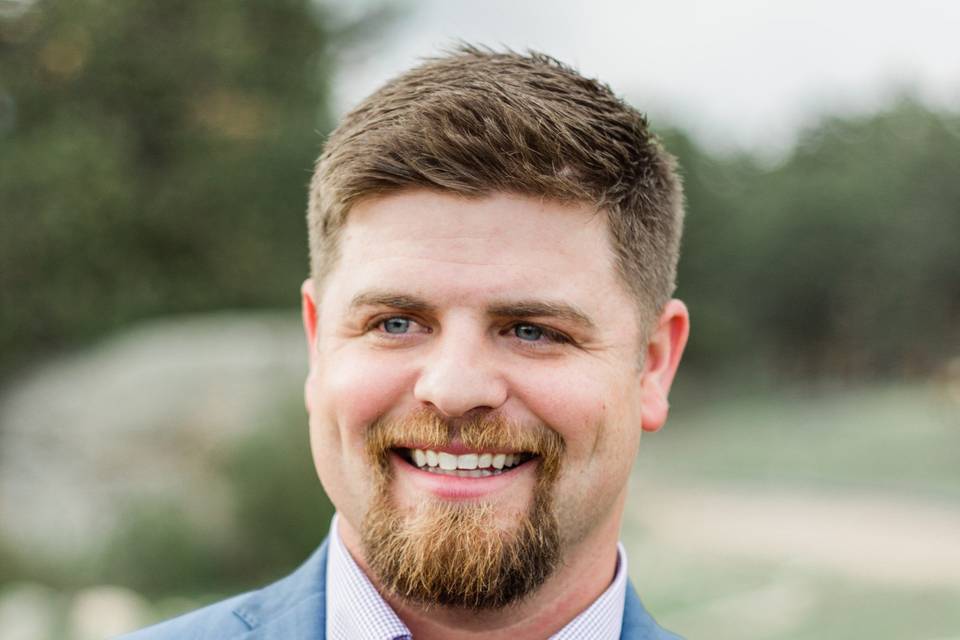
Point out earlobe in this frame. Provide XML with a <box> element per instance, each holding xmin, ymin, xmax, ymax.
<box><xmin>639</xmin><ymin>299</ymin><xmax>689</xmax><ymax>433</ymax></box>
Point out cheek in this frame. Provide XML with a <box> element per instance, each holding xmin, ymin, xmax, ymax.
<box><xmin>517</xmin><ymin>366</ymin><xmax>641</xmax><ymax>544</ymax></box>
<box><xmin>515</xmin><ymin>365</ymin><xmax>634</xmax><ymax>449</ymax></box>
<box><xmin>516</xmin><ymin>364</ymin><xmax>642</xmax><ymax>490</ymax></box>
<box><xmin>306</xmin><ymin>348</ymin><xmax>418</xmax><ymax>522</ymax></box>
<box><xmin>314</xmin><ymin>347</ymin><xmax>418</xmax><ymax>442</ymax></box>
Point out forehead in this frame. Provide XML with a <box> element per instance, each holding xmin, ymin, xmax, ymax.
<box><xmin>322</xmin><ymin>190</ymin><xmax>633</xmax><ymax>317</ymax></box>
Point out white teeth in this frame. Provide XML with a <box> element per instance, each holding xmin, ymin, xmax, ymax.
<box><xmin>408</xmin><ymin>449</ymin><xmax>526</xmax><ymax>473</ymax></box>
<box><xmin>438</xmin><ymin>452</ymin><xmax>458</xmax><ymax>471</ymax></box>
<box><xmin>413</xmin><ymin>449</ymin><xmax>427</xmax><ymax>467</ymax></box>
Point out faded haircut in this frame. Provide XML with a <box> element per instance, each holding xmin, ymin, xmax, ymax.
<box><xmin>307</xmin><ymin>45</ymin><xmax>684</xmax><ymax>327</ymax></box>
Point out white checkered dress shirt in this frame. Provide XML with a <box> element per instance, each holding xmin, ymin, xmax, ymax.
<box><xmin>326</xmin><ymin>514</ymin><xmax>627</xmax><ymax>639</ymax></box>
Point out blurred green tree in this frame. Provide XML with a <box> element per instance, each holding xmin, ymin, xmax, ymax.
<box><xmin>99</xmin><ymin>397</ymin><xmax>334</xmax><ymax>597</ymax></box>
<box><xmin>0</xmin><ymin>0</ymin><xmax>387</xmax><ymax>377</ymax></box>
<box><xmin>2</xmin><ymin>1</ymin><xmax>956</xmax><ymax>382</ymax></box>
<box><xmin>671</xmin><ymin>98</ymin><xmax>960</xmax><ymax>378</ymax></box>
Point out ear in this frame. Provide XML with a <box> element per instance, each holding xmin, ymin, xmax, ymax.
<box><xmin>301</xmin><ymin>278</ymin><xmax>319</xmax><ymax>411</ymax></box>
<box><xmin>301</xmin><ymin>278</ymin><xmax>320</xmax><ymax>363</ymax></box>
<box><xmin>639</xmin><ymin>299</ymin><xmax>690</xmax><ymax>433</ymax></box>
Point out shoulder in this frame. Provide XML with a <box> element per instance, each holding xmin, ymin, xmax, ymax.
<box><xmin>116</xmin><ymin>592</ymin><xmax>253</xmax><ymax>640</ymax></box>
<box><xmin>118</xmin><ymin>539</ymin><xmax>330</xmax><ymax>640</ymax></box>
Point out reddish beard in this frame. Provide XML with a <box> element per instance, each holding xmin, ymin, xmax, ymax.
<box><xmin>361</xmin><ymin>409</ymin><xmax>565</xmax><ymax>610</ymax></box>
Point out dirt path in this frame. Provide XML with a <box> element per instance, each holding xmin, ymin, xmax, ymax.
<box><xmin>628</xmin><ymin>482</ymin><xmax>960</xmax><ymax>588</ymax></box>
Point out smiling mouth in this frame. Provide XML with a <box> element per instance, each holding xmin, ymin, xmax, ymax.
<box><xmin>396</xmin><ymin>448</ymin><xmax>535</xmax><ymax>478</ymax></box>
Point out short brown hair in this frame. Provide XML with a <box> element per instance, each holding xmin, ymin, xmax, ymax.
<box><xmin>307</xmin><ymin>46</ymin><xmax>684</xmax><ymax>326</ymax></box>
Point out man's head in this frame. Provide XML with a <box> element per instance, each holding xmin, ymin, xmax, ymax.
<box><xmin>301</xmin><ymin>47</ymin><xmax>688</xmax><ymax>613</ymax></box>
<box><xmin>308</xmin><ymin>45</ymin><xmax>684</xmax><ymax>330</ymax></box>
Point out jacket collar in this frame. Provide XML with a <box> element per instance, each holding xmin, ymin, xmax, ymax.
<box><xmin>227</xmin><ymin>538</ymin><xmax>679</xmax><ymax>640</ymax></box>
<box><xmin>622</xmin><ymin>580</ymin><xmax>682</xmax><ymax>639</ymax></box>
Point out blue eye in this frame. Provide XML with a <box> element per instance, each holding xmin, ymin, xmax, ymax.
<box><xmin>514</xmin><ymin>324</ymin><xmax>544</xmax><ymax>341</ymax></box>
<box><xmin>382</xmin><ymin>317</ymin><xmax>411</xmax><ymax>334</ymax></box>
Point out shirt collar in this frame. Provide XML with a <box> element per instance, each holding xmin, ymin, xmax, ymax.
<box><xmin>549</xmin><ymin>542</ymin><xmax>627</xmax><ymax>639</ymax></box>
<box><xmin>325</xmin><ymin>513</ymin><xmax>627</xmax><ymax>640</ymax></box>
<box><xmin>326</xmin><ymin>514</ymin><xmax>412</xmax><ymax>640</ymax></box>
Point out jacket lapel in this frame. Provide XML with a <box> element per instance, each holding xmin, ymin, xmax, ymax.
<box><xmin>230</xmin><ymin>538</ymin><xmax>329</xmax><ymax>640</ymax></box>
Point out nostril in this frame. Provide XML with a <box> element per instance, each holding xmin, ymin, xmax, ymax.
<box><xmin>421</xmin><ymin>403</ymin><xmax>497</xmax><ymax>420</ymax></box>
<box><xmin>412</xmin><ymin>350</ymin><xmax>509</xmax><ymax>416</ymax></box>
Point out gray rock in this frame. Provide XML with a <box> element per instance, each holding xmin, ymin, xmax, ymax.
<box><xmin>0</xmin><ymin>312</ymin><xmax>306</xmax><ymax>560</ymax></box>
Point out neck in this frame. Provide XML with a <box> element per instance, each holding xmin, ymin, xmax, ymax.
<box><xmin>338</xmin><ymin>509</ymin><xmax>623</xmax><ymax>640</ymax></box>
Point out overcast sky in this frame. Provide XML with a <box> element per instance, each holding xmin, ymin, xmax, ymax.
<box><xmin>330</xmin><ymin>0</ymin><xmax>960</xmax><ymax>155</ymax></box>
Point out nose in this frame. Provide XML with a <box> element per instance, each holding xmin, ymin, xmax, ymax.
<box><xmin>413</xmin><ymin>328</ymin><xmax>508</xmax><ymax>418</ymax></box>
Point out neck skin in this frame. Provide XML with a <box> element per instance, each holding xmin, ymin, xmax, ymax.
<box><xmin>337</xmin><ymin>489</ymin><xmax>627</xmax><ymax>640</ymax></box>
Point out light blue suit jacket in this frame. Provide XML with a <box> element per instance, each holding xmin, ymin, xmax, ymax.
<box><xmin>120</xmin><ymin>539</ymin><xmax>681</xmax><ymax>639</ymax></box>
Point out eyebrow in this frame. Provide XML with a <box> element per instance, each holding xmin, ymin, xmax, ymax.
<box><xmin>350</xmin><ymin>290</ymin><xmax>596</xmax><ymax>331</ymax></box>
<box><xmin>349</xmin><ymin>290</ymin><xmax>436</xmax><ymax>314</ymax></box>
<box><xmin>486</xmin><ymin>300</ymin><xmax>596</xmax><ymax>330</ymax></box>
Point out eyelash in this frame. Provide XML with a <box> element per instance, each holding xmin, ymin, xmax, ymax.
<box><xmin>366</xmin><ymin>316</ymin><xmax>573</xmax><ymax>346</ymax></box>
<box><xmin>366</xmin><ymin>315</ymin><xmax>429</xmax><ymax>336</ymax></box>
<box><xmin>510</xmin><ymin>324</ymin><xmax>571</xmax><ymax>345</ymax></box>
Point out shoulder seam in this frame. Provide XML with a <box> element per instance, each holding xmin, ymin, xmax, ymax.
<box><xmin>233</xmin><ymin>599</ymin><xmax>259</xmax><ymax>629</ymax></box>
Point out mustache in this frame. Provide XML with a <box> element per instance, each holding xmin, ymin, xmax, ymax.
<box><xmin>365</xmin><ymin>408</ymin><xmax>565</xmax><ymax>480</ymax></box>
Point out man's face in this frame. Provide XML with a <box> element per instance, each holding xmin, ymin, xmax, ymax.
<box><xmin>302</xmin><ymin>190</ymin><xmax>685</xmax><ymax>608</ymax></box>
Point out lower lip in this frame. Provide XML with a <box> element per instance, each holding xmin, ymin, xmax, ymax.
<box><xmin>389</xmin><ymin>451</ymin><xmax>537</xmax><ymax>500</ymax></box>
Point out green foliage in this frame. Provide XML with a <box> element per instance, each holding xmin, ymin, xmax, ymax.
<box><xmin>669</xmin><ymin>98</ymin><xmax>960</xmax><ymax>377</ymax></box>
<box><xmin>98</xmin><ymin>396</ymin><xmax>334</xmax><ymax>598</ymax></box>
<box><xmin>0</xmin><ymin>0</ymin><xmax>383</xmax><ymax>376</ymax></box>
<box><xmin>1</xmin><ymin>0</ymin><xmax>956</xmax><ymax>380</ymax></box>
<box><xmin>219</xmin><ymin>396</ymin><xmax>335</xmax><ymax>589</ymax></box>
<box><xmin>0</xmin><ymin>534</ymin><xmax>24</xmax><ymax>583</ymax></box>
<box><xmin>98</xmin><ymin>499</ymin><xmax>228</xmax><ymax>597</ymax></box>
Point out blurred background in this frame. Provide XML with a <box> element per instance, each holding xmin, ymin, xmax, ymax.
<box><xmin>1</xmin><ymin>0</ymin><xmax>958</xmax><ymax>638</ymax></box>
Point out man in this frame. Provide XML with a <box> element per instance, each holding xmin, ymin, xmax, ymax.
<box><xmin>125</xmin><ymin>46</ymin><xmax>689</xmax><ymax>639</ymax></box>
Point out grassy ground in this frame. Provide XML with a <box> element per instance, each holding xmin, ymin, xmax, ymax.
<box><xmin>625</xmin><ymin>380</ymin><xmax>960</xmax><ymax>639</ymax></box>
